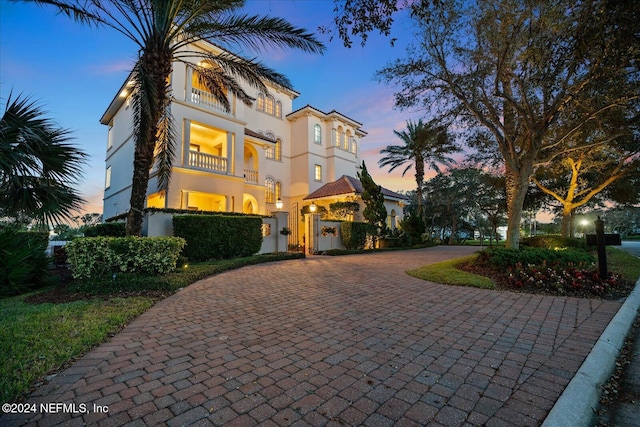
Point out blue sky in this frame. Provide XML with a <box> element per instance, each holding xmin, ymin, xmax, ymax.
<box><xmin>1</xmin><ymin>0</ymin><xmax>425</xmax><ymax>215</ymax></box>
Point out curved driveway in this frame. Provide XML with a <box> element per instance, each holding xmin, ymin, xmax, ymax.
<box><xmin>2</xmin><ymin>246</ymin><xmax>624</xmax><ymax>426</ymax></box>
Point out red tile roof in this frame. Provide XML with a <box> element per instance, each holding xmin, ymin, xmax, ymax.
<box><xmin>304</xmin><ymin>175</ymin><xmax>406</xmax><ymax>201</ymax></box>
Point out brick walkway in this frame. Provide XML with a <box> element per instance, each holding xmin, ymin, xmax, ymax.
<box><xmin>1</xmin><ymin>246</ymin><xmax>624</xmax><ymax>426</ymax></box>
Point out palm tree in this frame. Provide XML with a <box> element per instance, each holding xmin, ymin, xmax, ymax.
<box><xmin>378</xmin><ymin>118</ymin><xmax>459</xmax><ymax>218</ymax></box>
<box><xmin>0</xmin><ymin>93</ymin><xmax>86</xmax><ymax>225</ymax></box>
<box><xmin>17</xmin><ymin>0</ymin><xmax>325</xmax><ymax>235</ymax></box>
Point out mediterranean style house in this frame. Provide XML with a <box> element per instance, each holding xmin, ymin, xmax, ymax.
<box><xmin>101</xmin><ymin>38</ymin><xmax>405</xmax><ymax>245</ymax></box>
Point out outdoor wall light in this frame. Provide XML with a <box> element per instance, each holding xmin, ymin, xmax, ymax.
<box><xmin>309</xmin><ymin>202</ymin><xmax>317</xmax><ymax>213</ymax></box>
<box><xmin>275</xmin><ymin>199</ymin><xmax>283</xmax><ymax>210</ymax></box>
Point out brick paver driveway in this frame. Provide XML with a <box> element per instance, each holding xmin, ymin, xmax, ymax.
<box><xmin>2</xmin><ymin>246</ymin><xmax>624</xmax><ymax>426</ymax></box>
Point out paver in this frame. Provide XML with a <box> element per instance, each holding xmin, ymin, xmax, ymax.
<box><xmin>0</xmin><ymin>246</ymin><xmax>625</xmax><ymax>426</ymax></box>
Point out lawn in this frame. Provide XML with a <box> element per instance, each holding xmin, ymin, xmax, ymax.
<box><xmin>0</xmin><ymin>295</ymin><xmax>155</xmax><ymax>403</ymax></box>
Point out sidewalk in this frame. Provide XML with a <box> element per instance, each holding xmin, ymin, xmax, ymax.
<box><xmin>0</xmin><ymin>246</ymin><xmax>634</xmax><ymax>426</ymax></box>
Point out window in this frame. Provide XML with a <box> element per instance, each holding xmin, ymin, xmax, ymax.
<box><xmin>265</xmin><ymin>177</ymin><xmax>275</xmax><ymax>203</ymax></box>
<box><xmin>275</xmin><ymin>181</ymin><xmax>282</xmax><ymax>202</ymax></box>
<box><xmin>275</xmin><ymin>101</ymin><xmax>282</xmax><ymax>118</ymax></box>
<box><xmin>265</xmin><ymin>95</ymin><xmax>275</xmax><ymax>115</ymax></box>
<box><xmin>350</xmin><ymin>137</ymin><xmax>357</xmax><ymax>153</ymax></box>
<box><xmin>107</xmin><ymin>121</ymin><xmax>113</xmax><ymax>150</ymax></box>
<box><xmin>275</xmin><ymin>138</ymin><xmax>282</xmax><ymax>160</ymax></box>
<box><xmin>189</xmin><ymin>143</ymin><xmax>200</xmax><ymax>152</ymax></box>
<box><xmin>314</xmin><ymin>124</ymin><xmax>322</xmax><ymax>144</ymax></box>
<box><xmin>344</xmin><ymin>130</ymin><xmax>351</xmax><ymax>150</ymax></box>
<box><xmin>314</xmin><ymin>164</ymin><xmax>322</xmax><ymax>181</ymax></box>
<box><xmin>265</xmin><ymin>132</ymin><xmax>276</xmax><ymax>159</ymax></box>
<box><xmin>105</xmin><ymin>166</ymin><xmax>112</xmax><ymax>189</ymax></box>
<box><xmin>257</xmin><ymin>93</ymin><xmax>265</xmax><ymax>111</ymax></box>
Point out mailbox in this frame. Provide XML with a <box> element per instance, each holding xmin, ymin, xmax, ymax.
<box><xmin>585</xmin><ymin>234</ymin><xmax>622</xmax><ymax>246</ymax></box>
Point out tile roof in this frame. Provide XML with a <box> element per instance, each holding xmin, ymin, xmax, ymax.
<box><xmin>244</xmin><ymin>128</ymin><xmax>276</xmax><ymax>143</ymax></box>
<box><xmin>304</xmin><ymin>175</ymin><xmax>407</xmax><ymax>201</ymax></box>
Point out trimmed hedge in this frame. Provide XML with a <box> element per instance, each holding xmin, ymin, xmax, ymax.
<box><xmin>173</xmin><ymin>215</ymin><xmax>263</xmax><ymax>261</ymax></box>
<box><xmin>340</xmin><ymin>221</ymin><xmax>371</xmax><ymax>250</ymax></box>
<box><xmin>475</xmin><ymin>246</ymin><xmax>594</xmax><ymax>269</ymax></box>
<box><xmin>65</xmin><ymin>236</ymin><xmax>185</xmax><ymax>279</ymax></box>
<box><xmin>84</xmin><ymin>222</ymin><xmax>126</xmax><ymax>237</ymax></box>
<box><xmin>69</xmin><ymin>252</ymin><xmax>305</xmax><ymax>294</ymax></box>
<box><xmin>0</xmin><ymin>229</ymin><xmax>49</xmax><ymax>296</ymax></box>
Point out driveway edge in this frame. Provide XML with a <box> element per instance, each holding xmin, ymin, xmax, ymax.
<box><xmin>542</xmin><ymin>278</ymin><xmax>640</xmax><ymax>427</ymax></box>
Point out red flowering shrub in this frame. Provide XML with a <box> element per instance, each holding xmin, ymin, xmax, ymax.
<box><xmin>505</xmin><ymin>261</ymin><xmax>625</xmax><ymax>297</ymax></box>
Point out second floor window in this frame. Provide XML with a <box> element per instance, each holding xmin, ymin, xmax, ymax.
<box><xmin>314</xmin><ymin>164</ymin><xmax>322</xmax><ymax>181</ymax></box>
<box><xmin>265</xmin><ymin>177</ymin><xmax>275</xmax><ymax>203</ymax></box>
<box><xmin>314</xmin><ymin>124</ymin><xmax>322</xmax><ymax>144</ymax></box>
<box><xmin>257</xmin><ymin>93</ymin><xmax>265</xmax><ymax>111</ymax></box>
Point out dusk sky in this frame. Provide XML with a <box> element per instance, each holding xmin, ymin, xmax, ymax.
<box><xmin>1</xmin><ymin>0</ymin><xmax>429</xmax><ymax>215</ymax></box>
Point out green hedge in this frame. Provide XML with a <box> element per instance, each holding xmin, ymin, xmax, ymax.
<box><xmin>475</xmin><ymin>246</ymin><xmax>594</xmax><ymax>269</ymax></box>
<box><xmin>65</xmin><ymin>236</ymin><xmax>185</xmax><ymax>279</ymax></box>
<box><xmin>173</xmin><ymin>215</ymin><xmax>263</xmax><ymax>261</ymax></box>
<box><xmin>83</xmin><ymin>222</ymin><xmax>126</xmax><ymax>237</ymax></box>
<box><xmin>0</xmin><ymin>229</ymin><xmax>49</xmax><ymax>296</ymax></box>
<box><xmin>340</xmin><ymin>221</ymin><xmax>371</xmax><ymax>250</ymax></box>
<box><xmin>69</xmin><ymin>252</ymin><xmax>305</xmax><ymax>294</ymax></box>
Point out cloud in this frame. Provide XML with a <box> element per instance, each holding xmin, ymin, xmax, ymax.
<box><xmin>87</xmin><ymin>60</ymin><xmax>134</xmax><ymax>76</ymax></box>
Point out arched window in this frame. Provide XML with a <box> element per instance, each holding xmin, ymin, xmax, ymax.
<box><xmin>314</xmin><ymin>124</ymin><xmax>322</xmax><ymax>144</ymax></box>
<box><xmin>344</xmin><ymin>130</ymin><xmax>351</xmax><ymax>150</ymax></box>
<box><xmin>257</xmin><ymin>93</ymin><xmax>265</xmax><ymax>111</ymax></box>
<box><xmin>337</xmin><ymin>126</ymin><xmax>344</xmax><ymax>147</ymax></box>
<box><xmin>275</xmin><ymin>181</ymin><xmax>282</xmax><ymax>202</ymax></box>
<box><xmin>275</xmin><ymin>101</ymin><xmax>282</xmax><ymax>118</ymax></box>
<box><xmin>265</xmin><ymin>95</ymin><xmax>275</xmax><ymax>115</ymax></box>
<box><xmin>265</xmin><ymin>177</ymin><xmax>275</xmax><ymax>203</ymax></box>
<box><xmin>265</xmin><ymin>132</ymin><xmax>276</xmax><ymax>159</ymax></box>
<box><xmin>275</xmin><ymin>138</ymin><xmax>282</xmax><ymax>160</ymax></box>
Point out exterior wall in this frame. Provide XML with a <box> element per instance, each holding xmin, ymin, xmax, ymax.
<box><xmin>141</xmin><ymin>211</ymin><xmax>290</xmax><ymax>255</ymax></box>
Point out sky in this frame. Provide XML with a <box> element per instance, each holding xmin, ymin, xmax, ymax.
<box><xmin>0</xmin><ymin>0</ymin><xmax>427</xmax><ymax>216</ymax></box>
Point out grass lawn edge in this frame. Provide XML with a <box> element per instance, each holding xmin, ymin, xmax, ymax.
<box><xmin>406</xmin><ymin>254</ymin><xmax>496</xmax><ymax>290</ymax></box>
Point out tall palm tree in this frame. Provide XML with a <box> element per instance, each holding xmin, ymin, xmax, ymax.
<box><xmin>16</xmin><ymin>0</ymin><xmax>325</xmax><ymax>235</ymax></box>
<box><xmin>378</xmin><ymin>118</ymin><xmax>459</xmax><ymax>218</ymax></box>
<box><xmin>0</xmin><ymin>93</ymin><xmax>86</xmax><ymax>225</ymax></box>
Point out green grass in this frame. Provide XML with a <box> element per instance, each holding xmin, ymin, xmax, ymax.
<box><xmin>0</xmin><ymin>295</ymin><xmax>155</xmax><ymax>403</ymax></box>
<box><xmin>406</xmin><ymin>255</ymin><xmax>496</xmax><ymax>289</ymax></box>
<box><xmin>607</xmin><ymin>247</ymin><xmax>640</xmax><ymax>282</ymax></box>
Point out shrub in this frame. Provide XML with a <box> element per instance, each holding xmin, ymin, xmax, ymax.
<box><xmin>475</xmin><ymin>246</ymin><xmax>594</xmax><ymax>269</ymax></box>
<box><xmin>83</xmin><ymin>222</ymin><xmax>126</xmax><ymax>237</ymax></box>
<box><xmin>65</xmin><ymin>236</ymin><xmax>185</xmax><ymax>279</ymax></box>
<box><xmin>521</xmin><ymin>235</ymin><xmax>587</xmax><ymax>250</ymax></box>
<box><xmin>173</xmin><ymin>215</ymin><xmax>262</xmax><ymax>261</ymax></box>
<box><xmin>340</xmin><ymin>221</ymin><xmax>371</xmax><ymax>249</ymax></box>
<box><xmin>0</xmin><ymin>228</ymin><xmax>49</xmax><ymax>296</ymax></box>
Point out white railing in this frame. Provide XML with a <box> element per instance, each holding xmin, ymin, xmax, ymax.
<box><xmin>189</xmin><ymin>151</ymin><xmax>227</xmax><ymax>173</ymax></box>
<box><xmin>244</xmin><ymin>169</ymin><xmax>258</xmax><ymax>184</ymax></box>
<box><xmin>190</xmin><ymin>88</ymin><xmax>231</xmax><ymax>115</ymax></box>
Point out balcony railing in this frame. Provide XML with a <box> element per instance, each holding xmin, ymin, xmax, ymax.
<box><xmin>244</xmin><ymin>169</ymin><xmax>258</xmax><ymax>184</ymax></box>
<box><xmin>189</xmin><ymin>150</ymin><xmax>227</xmax><ymax>173</ymax></box>
<box><xmin>190</xmin><ymin>88</ymin><xmax>230</xmax><ymax>115</ymax></box>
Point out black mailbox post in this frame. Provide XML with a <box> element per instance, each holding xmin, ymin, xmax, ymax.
<box><xmin>585</xmin><ymin>217</ymin><xmax>621</xmax><ymax>278</ymax></box>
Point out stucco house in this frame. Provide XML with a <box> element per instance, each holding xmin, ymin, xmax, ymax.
<box><xmin>101</xmin><ymin>38</ymin><xmax>404</xmax><ymax>246</ymax></box>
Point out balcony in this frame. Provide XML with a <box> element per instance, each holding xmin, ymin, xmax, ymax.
<box><xmin>189</xmin><ymin>150</ymin><xmax>227</xmax><ymax>173</ymax></box>
<box><xmin>190</xmin><ymin>88</ymin><xmax>231</xmax><ymax>115</ymax></box>
<box><xmin>244</xmin><ymin>169</ymin><xmax>258</xmax><ymax>184</ymax></box>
